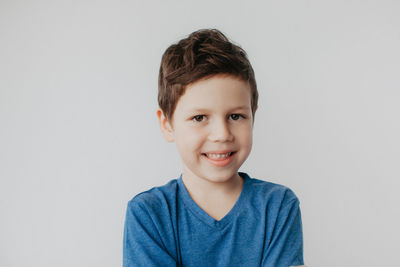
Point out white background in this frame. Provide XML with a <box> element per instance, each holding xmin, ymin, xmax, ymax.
<box><xmin>1</xmin><ymin>0</ymin><xmax>399</xmax><ymax>266</ymax></box>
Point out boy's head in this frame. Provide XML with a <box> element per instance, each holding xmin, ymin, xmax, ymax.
<box><xmin>156</xmin><ymin>29</ymin><xmax>258</xmax><ymax>185</ymax></box>
<box><xmin>158</xmin><ymin>29</ymin><xmax>258</xmax><ymax>124</ymax></box>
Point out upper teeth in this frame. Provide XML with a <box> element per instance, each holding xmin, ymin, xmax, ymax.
<box><xmin>206</xmin><ymin>152</ymin><xmax>231</xmax><ymax>159</ymax></box>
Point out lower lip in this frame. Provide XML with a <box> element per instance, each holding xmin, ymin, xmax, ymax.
<box><xmin>202</xmin><ymin>152</ymin><xmax>235</xmax><ymax>167</ymax></box>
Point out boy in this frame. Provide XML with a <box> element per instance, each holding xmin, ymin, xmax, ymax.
<box><xmin>123</xmin><ymin>29</ymin><xmax>305</xmax><ymax>267</ymax></box>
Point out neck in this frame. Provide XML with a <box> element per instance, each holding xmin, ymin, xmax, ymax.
<box><xmin>181</xmin><ymin>170</ymin><xmax>244</xmax><ymax>200</ymax></box>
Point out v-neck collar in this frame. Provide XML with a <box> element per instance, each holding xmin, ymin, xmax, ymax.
<box><xmin>177</xmin><ymin>172</ymin><xmax>251</xmax><ymax>229</ymax></box>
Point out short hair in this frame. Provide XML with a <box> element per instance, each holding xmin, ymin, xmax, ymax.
<box><xmin>158</xmin><ymin>28</ymin><xmax>258</xmax><ymax>122</ymax></box>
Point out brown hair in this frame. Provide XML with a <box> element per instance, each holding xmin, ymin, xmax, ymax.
<box><xmin>158</xmin><ymin>28</ymin><xmax>258</xmax><ymax>122</ymax></box>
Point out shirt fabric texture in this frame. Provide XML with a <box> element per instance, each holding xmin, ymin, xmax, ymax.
<box><xmin>123</xmin><ymin>172</ymin><xmax>304</xmax><ymax>267</ymax></box>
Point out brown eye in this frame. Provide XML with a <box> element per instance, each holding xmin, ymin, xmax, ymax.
<box><xmin>192</xmin><ymin>115</ymin><xmax>206</xmax><ymax>122</ymax></box>
<box><xmin>230</xmin><ymin>114</ymin><xmax>243</xmax><ymax>120</ymax></box>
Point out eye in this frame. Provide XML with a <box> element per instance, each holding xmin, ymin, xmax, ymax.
<box><xmin>192</xmin><ymin>115</ymin><xmax>206</xmax><ymax>122</ymax></box>
<box><xmin>229</xmin><ymin>114</ymin><xmax>245</xmax><ymax>121</ymax></box>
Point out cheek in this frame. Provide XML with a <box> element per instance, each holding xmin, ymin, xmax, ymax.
<box><xmin>176</xmin><ymin>127</ymin><xmax>205</xmax><ymax>149</ymax></box>
<box><xmin>235</xmin><ymin>126</ymin><xmax>253</xmax><ymax>151</ymax></box>
<box><xmin>235</xmin><ymin>124</ymin><xmax>253</xmax><ymax>139</ymax></box>
<box><xmin>244</xmin><ymin>133</ymin><xmax>253</xmax><ymax>148</ymax></box>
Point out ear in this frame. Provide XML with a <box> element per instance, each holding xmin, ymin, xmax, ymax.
<box><xmin>252</xmin><ymin>105</ymin><xmax>258</xmax><ymax>126</ymax></box>
<box><xmin>156</xmin><ymin>108</ymin><xmax>175</xmax><ymax>142</ymax></box>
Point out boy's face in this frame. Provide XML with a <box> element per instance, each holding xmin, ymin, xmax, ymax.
<box><xmin>157</xmin><ymin>74</ymin><xmax>255</xmax><ymax>185</ymax></box>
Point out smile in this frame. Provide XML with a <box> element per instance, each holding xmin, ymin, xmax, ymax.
<box><xmin>201</xmin><ymin>151</ymin><xmax>236</xmax><ymax>167</ymax></box>
<box><xmin>205</xmin><ymin>152</ymin><xmax>233</xmax><ymax>159</ymax></box>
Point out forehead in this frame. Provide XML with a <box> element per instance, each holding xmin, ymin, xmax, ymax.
<box><xmin>176</xmin><ymin>75</ymin><xmax>252</xmax><ymax>112</ymax></box>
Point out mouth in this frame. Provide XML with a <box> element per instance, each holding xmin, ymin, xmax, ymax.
<box><xmin>201</xmin><ymin>151</ymin><xmax>236</xmax><ymax>167</ymax></box>
<box><xmin>202</xmin><ymin>151</ymin><xmax>236</xmax><ymax>160</ymax></box>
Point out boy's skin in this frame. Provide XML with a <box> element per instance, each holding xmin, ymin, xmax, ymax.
<box><xmin>156</xmin><ymin>73</ymin><xmax>256</xmax><ymax>220</ymax></box>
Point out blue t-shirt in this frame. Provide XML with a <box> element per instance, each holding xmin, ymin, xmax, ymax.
<box><xmin>123</xmin><ymin>172</ymin><xmax>304</xmax><ymax>267</ymax></box>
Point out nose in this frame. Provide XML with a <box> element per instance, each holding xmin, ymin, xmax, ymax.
<box><xmin>208</xmin><ymin>119</ymin><xmax>234</xmax><ymax>142</ymax></box>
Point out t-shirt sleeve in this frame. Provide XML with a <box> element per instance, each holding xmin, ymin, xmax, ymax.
<box><xmin>123</xmin><ymin>198</ymin><xmax>178</xmax><ymax>267</ymax></box>
<box><xmin>262</xmin><ymin>197</ymin><xmax>304</xmax><ymax>267</ymax></box>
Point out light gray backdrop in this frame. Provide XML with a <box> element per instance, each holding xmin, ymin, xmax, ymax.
<box><xmin>1</xmin><ymin>0</ymin><xmax>399</xmax><ymax>266</ymax></box>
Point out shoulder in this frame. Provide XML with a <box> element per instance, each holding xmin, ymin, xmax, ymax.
<box><xmin>245</xmin><ymin>173</ymin><xmax>300</xmax><ymax>208</ymax></box>
<box><xmin>126</xmin><ymin>178</ymin><xmax>179</xmax><ymax>216</ymax></box>
<box><xmin>123</xmin><ymin>179</ymin><xmax>180</xmax><ymax>265</ymax></box>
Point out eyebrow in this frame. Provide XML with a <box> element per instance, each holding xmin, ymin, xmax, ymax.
<box><xmin>188</xmin><ymin>105</ymin><xmax>250</xmax><ymax>112</ymax></box>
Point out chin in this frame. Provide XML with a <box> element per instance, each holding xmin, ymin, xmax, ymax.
<box><xmin>204</xmin><ymin>171</ymin><xmax>239</xmax><ymax>182</ymax></box>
